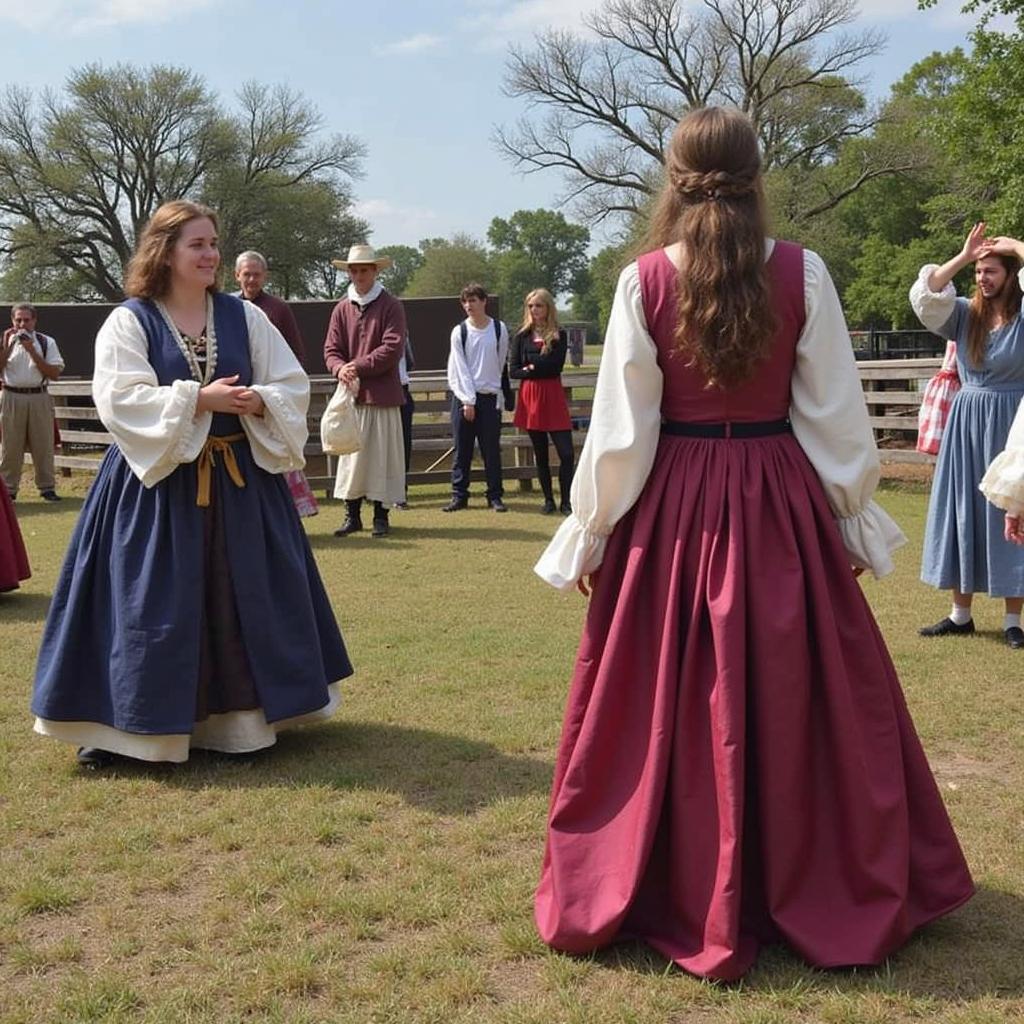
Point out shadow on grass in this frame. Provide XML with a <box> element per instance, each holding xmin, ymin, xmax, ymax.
<box><xmin>152</xmin><ymin>719</ymin><xmax>553</xmax><ymax>815</ymax></box>
<box><xmin>0</xmin><ymin>590</ymin><xmax>52</xmax><ymax>623</ymax></box>
<box><xmin>581</xmin><ymin>884</ymin><xmax>1024</xmax><ymax>1001</ymax></box>
<box><xmin>9</xmin><ymin>497</ymin><xmax>84</xmax><ymax>519</ymax></box>
<box><xmin>306</xmin><ymin>524</ymin><xmax>555</xmax><ymax>548</ymax></box>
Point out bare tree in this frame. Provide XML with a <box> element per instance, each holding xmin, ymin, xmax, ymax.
<box><xmin>495</xmin><ymin>0</ymin><xmax>895</xmax><ymax>223</ymax></box>
<box><xmin>0</xmin><ymin>65</ymin><xmax>365</xmax><ymax>300</ymax></box>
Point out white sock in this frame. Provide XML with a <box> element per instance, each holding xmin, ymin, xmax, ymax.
<box><xmin>1004</xmin><ymin>613</ymin><xmax>1022</xmax><ymax>631</ymax></box>
<box><xmin>949</xmin><ymin>604</ymin><xmax>973</xmax><ymax>626</ymax></box>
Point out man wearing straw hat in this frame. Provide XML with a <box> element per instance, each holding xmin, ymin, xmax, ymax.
<box><xmin>323</xmin><ymin>244</ymin><xmax>407</xmax><ymax>538</ymax></box>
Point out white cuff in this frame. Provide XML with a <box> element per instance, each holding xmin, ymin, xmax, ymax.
<box><xmin>165</xmin><ymin>382</ymin><xmax>206</xmax><ymax>472</ymax></box>
<box><xmin>836</xmin><ymin>500</ymin><xmax>908</xmax><ymax>579</ymax></box>
<box><xmin>980</xmin><ymin>449</ymin><xmax>1024</xmax><ymax>514</ymax></box>
<box><xmin>534</xmin><ymin>514</ymin><xmax>611</xmax><ymax>591</ymax></box>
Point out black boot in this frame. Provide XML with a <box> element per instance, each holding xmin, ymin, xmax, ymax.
<box><xmin>559</xmin><ymin>459</ymin><xmax>575</xmax><ymax>515</ymax></box>
<box><xmin>538</xmin><ymin>465</ymin><xmax>556</xmax><ymax>514</ymax></box>
<box><xmin>372</xmin><ymin>501</ymin><xmax>390</xmax><ymax>537</ymax></box>
<box><xmin>334</xmin><ymin>498</ymin><xmax>364</xmax><ymax>536</ymax></box>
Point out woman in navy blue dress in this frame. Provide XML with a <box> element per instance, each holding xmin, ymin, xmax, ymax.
<box><xmin>32</xmin><ymin>200</ymin><xmax>352</xmax><ymax>765</ymax></box>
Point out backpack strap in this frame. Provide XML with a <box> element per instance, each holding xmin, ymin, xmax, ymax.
<box><xmin>460</xmin><ymin>318</ymin><xmax>505</xmax><ymax>354</ymax></box>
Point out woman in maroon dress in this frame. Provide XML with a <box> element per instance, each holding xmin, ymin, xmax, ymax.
<box><xmin>510</xmin><ymin>289</ymin><xmax>574</xmax><ymax>514</ymax></box>
<box><xmin>0</xmin><ymin>482</ymin><xmax>30</xmax><ymax>592</ymax></box>
<box><xmin>532</xmin><ymin>107</ymin><xmax>973</xmax><ymax>980</ymax></box>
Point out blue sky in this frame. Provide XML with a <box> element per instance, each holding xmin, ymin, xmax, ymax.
<box><xmin>0</xmin><ymin>0</ymin><xmax>996</xmax><ymax>253</ymax></box>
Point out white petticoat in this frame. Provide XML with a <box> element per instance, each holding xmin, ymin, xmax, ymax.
<box><xmin>332</xmin><ymin>404</ymin><xmax>405</xmax><ymax>504</ymax></box>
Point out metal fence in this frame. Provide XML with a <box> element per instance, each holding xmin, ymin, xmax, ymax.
<box><xmin>850</xmin><ymin>329</ymin><xmax>945</xmax><ymax>360</ymax></box>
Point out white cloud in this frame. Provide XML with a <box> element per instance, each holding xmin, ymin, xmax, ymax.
<box><xmin>461</xmin><ymin>0</ymin><xmax>601</xmax><ymax>44</ymax></box>
<box><xmin>354</xmin><ymin>199</ymin><xmax>441</xmax><ymax>248</ymax></box>
<box><xmin>0</xmin><ymin>0</ymin><xmax>214</xmax><ymax>32</ymax></box>
<box><xmin>375</xmin><ymin>33</ymin><xmax>444</xmax><ymax>56</ymax></box>
<box><xmin>848</xmin><ymin>0</ymin><xmax>1010</xmax><ymax>32</ymax></box>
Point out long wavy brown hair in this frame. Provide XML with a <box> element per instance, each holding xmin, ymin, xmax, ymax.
<box><xmin>642</xmin><ymin>107</ymin><xmax>774</xmax><ymax>388</ymax></box>
<box><xmin>967</xmin><ymin>253</ymin><xmax>1022</xmax><ymax>368</ymax></box>
<box><xmin>124</xmin><ymin>200</ymin><xmax>220</xmax><ymax>300</ymax></box>
<box><xmin>519</xmin><ymin>288</ymin><xmax>560</xmax><ymax>353</ymax></box>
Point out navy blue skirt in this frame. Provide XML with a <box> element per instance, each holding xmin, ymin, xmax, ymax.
<box><xmin>32</xmin><ymin>436</ymin><xmax>351</xmax><ymax>735</ymax></box>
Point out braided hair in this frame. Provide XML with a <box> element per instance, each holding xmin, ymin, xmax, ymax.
<box><xmin>642</xmin><ymin>107</ymin><xmax>775</xmax><ymax>389</ymax></box>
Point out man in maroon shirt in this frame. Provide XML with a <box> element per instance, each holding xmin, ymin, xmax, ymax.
<box><xmin>323</xmin><ymin>244</ymin><xmax>406</xmax><ymax>538</ymax></box>
<box><xmin>234</xmin><ymin>251</ymin><xmax>305</xmax><ymax>367</ymax></box>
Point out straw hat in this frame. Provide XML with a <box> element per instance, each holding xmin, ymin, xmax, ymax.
<box><xmin>331</xmin><ymin>244</ymin><xmax>393</xmax><ymax>271</ymax></box>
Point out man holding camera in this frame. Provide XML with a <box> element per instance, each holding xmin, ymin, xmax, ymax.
<box><xmin>0</xmin><ymin>303</ymin><xmax>64</xmax><ymax>501</ymax></box>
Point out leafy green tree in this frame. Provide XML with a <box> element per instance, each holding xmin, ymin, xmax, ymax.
<box><xmin>375</xmin><ymin>244</ymin><xmax>425</xmax><ymax>296</ymax></box>
<box><xmin>404</xmin><ymin>235</ymin><xmax>493</xmax><ymax>298</ymax></box>
<box><xmin>0</xmin><ymin>66</ymin><xmax>365</xmax><ymax>300</ymax></box>
<box><xmin>487</xmin><ymin>209</ymin><xmax>590</xmax><ymax>305</ymax></box>
<box><xmin>570</xmin><ymin>243</ymin><xmax>630</xmax><ymax>337</ymax></box>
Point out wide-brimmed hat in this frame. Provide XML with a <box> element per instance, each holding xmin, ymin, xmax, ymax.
<box><xmin>331</xmin><ymin>244</ymin><xmax>393</xmax><ymax>271</ymax></box>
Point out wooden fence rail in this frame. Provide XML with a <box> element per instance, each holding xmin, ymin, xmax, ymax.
<box><xmin>40</xmin><ymin>357</ymin><xmax>941</xmax><ymax>492</ymax></box>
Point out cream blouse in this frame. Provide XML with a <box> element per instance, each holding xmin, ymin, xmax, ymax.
<box><xmin>92</xmin><ymin>300</ymin><xmax>309</xmax><ymax>487</ymax></box>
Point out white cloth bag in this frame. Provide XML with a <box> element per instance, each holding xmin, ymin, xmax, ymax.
<box><xmin>320</xmin><ymin>382</ymin><xmax>362</xmax><ymax>455</ymax></box>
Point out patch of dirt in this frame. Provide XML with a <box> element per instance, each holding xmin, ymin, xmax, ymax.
<box><xmin>929</xmin><ymin>751</ymin><xmax>1009</xmax><ymax>787</ymax></box>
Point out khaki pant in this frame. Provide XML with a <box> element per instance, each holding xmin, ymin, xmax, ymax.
<box><xmin>0</xmin><ymin>388</ymin><xmax>56</xmax><ymax>495</ymax></box>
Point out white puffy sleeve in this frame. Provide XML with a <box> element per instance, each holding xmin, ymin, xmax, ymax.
<box><xmin>92</xmin><ymin>306</ymin><xmax>209</xmax><ymax>487</ymax></box>
<box><xmin>909</xmin><ymin>264</ymin><xmax>963</xmax><ymax>337</ymax></box>
<box><xmin>534</xmin><ymin>263</ymin><xmax>663</xmax><ymax>591</ymax></box>
<box><xmin>242</xmin><ymin>302</ymin><xmax>309</xmax><ymax>472</ymax></box>
<box><xmin>980</xmin><ymin>397</ymin><xmax>1024</xmax><ymax>515</ymax></box>
<box><xmin>789</xmin><ymin>249</ymin><xmax>907</xmax><ymax>578</ymax></box>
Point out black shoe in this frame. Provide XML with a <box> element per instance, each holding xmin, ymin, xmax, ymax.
<box><xmin>333</xmin><ymin>516</ymin><xmax>363</xmax><ymax>536</ymax></box>
<box><xmin>489</xmin><ymin>498</ymin><xmax>508</xmax><ymax>513</ymax></box>
<box><xmin>560</xmin><ymin>501</ymin><xmax>572</xmax><ymax>515</ymax></box>
<box><xmin>40</xmin><ymin>490</ymin><xmax>61</xmax><ymax>502</ymax></box>
<box><xmin>392</xmin><ymin>501</ymin><xmax>409</xmax><ymax>510</ymax></box>
<box><xmin>76</xmin><ymin>747</ymin><xmax>117</xmax><ymax>769</ymax></box>
<box><xmin>442</xmin><ymin>497</ymin><xmax>468</xmax><ymax>512</ymax></box>
<box><xmin>541</xmin><ymin>499</ymin><xmax>557</xmax><ymax>514</ymax></box>
<box><xmin>372</xmin><ymin>517</ymin><xmax>390</xmax><ymax>538</ymax></box>
<box><xmin>1006</xmin><ymin>626</ymin><xmax>1024</xmax><ymax>649</ymax></box>
<box><xmin>919</xmin><ymin>616</ymin><xmax>975</xmax><ymax>637</ymax></box>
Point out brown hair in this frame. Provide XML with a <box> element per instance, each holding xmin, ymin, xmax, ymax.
<box><xmin>460</xmin><ymin>282</ymin><xmax>488</xmax><ymax>302</ymax></box>
<box><xmin>519</xmin><ymin>288</ymin><xmax>560</xmax><ymax>353</ymax></box>
<box><xmin>966</xmin><ymin>253</ymin><xmax>1022</xmax><ymax>367</ymax></box>
<box><xmin>124</xmin><ymin>200</ymin><xmax>220</xmax><ymax>300</ymax></box>
<box><xmin>642</xmin><ymin>106</ymin><xmax>775</xmax><ymax>389</ymax></box>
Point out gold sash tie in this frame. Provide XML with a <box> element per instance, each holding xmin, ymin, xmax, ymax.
<box><xmin>196</xmin><ymin>433</ymin><xmax>246</xmax><ymax>508</ymax></box>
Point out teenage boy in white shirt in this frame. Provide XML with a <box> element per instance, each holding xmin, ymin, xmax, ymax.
<box><xmin>444</xmin><ymin>283</ymin><xmax>509</xmax><ymax>512</ymax></box>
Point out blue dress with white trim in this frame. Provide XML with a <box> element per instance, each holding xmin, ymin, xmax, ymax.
<box><xmin>921</xmin><ymin>297</ymin><xmax>1024</xmax><ymax>596</ymax></box>
<box><xmin>31</xmin><ymin>293</ymin><xmax>351</xmax><ymax>746</ymax></box>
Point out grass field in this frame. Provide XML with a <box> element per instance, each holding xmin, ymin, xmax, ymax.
<box><xmin>1</xmin><ymin>474</ymin><xmax>1022</xmax><ymax>1024</ymax></box>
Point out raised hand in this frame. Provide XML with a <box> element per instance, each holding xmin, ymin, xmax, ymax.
<box><xmin>981</xmin><ymin>235</ymin><xmax>1024</xmax><ymax>262</ymax></box>
<box><xmin>961</xmin><ymin>222</ymin><xmax>989</xmax><ymax>262</ymax></box>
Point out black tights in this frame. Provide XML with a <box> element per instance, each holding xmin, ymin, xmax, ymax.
<box><xmin>528</xmin><ymin>429</ymin><xmax>574</xmax><ymax>504</ymax></box>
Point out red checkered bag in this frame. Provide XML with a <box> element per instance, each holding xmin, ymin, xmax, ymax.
<box><xmin>285</xmin><ymin>469</ymin><xmax>319</xmax><ymax>518</ymax></box>
<box><xmin>916</xmin><ymin>340</ymin><xmax>960</xmax><ymax>455</ymax></box>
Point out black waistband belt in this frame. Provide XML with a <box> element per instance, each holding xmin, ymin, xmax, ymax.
<box><xmin>661</xmin><ymin>418</ymin><xmax>791</xmax><ymax>438</ymax></box>
<box><xmin>2</xmin><ymin>385</ymin><xmax>45</xmax><ymax>394</ymax></box>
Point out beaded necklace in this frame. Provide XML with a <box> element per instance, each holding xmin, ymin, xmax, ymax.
<box><xmin>155</xmin><ymin>295</ymin><xmax>218</xmax><ymax>385</ymax></box>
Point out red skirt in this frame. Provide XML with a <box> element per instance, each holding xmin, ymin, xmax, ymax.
<box><xmin>535</xmin><ymin>431</ymin><xmax>973</xmax><ymax>980</ymax></box>
<box><xmin>0</xmin><ymin>484</ymin><xmax>30</xmax><ymax>592</ymax></box>
<box><xmin>514</xmin><ymin>377</ymin><xmax>572</xmax><ymax>432</ymax></box>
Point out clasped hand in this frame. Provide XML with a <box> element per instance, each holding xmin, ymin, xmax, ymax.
<box><xmin>197</xmin><ymin>374</ymin><xmax>264</xmax><ymax>416</ymax></box>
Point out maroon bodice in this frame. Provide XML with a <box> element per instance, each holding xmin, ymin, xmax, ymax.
<box><xmin>636</xmin><ymin>242</ymin><xmax>806</xmax><ymax>423</ymax></box>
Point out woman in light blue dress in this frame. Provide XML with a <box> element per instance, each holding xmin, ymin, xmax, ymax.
<box><xmin>910</xmin><ymin>223</ymin><xmax>1024</xmax><ymax>648</ymax></box>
